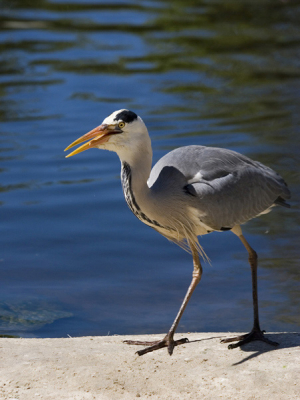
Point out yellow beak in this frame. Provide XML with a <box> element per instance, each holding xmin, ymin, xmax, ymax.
<box><xmin>64</xmin><ymin>124</ymin><xmax>121</xmax><ymax>158</ymax></box>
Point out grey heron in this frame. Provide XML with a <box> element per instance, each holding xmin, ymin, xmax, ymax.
<box><xmin>65</xmin><ymin>109</ymin><xmax>290</xmax><ymax>356</ymax></box>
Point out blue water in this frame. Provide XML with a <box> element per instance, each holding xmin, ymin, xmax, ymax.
<box><xmin>1</xmin><ymin>0</ymin><xmax>299</xmax><ymax>338</ymax></box>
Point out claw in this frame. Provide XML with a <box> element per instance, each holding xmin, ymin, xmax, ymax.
<box><xmin>221</xmin><ymin>328</ymin><xmax>278</xmax><ymax>349</ymax></box>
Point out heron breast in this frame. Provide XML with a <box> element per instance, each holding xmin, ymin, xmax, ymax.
<box><xmin>121</xmin><ymin>162</ymin><xmax>169</xmax><ymax>231</ymax></box>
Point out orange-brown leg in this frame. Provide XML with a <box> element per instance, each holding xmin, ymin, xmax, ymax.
<box><xmin>124</xmin><ymin>243</ymin><xmax>202</xmax><ymax>356</ymax></box>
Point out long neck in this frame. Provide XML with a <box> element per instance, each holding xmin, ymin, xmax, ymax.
<box><xmin>116</xmin><ymin>133</ymin><xmax>153</xmax><ymax>201</ymax></box>
<box><xmin>116</xmin><ymin>136</ymin><xmax>166</xmax><ymax>229</ymax></box>
<box><xmin>121</xmin><ymin>161</ymin><xmax>147</xmax><ymax>219</ymax></box>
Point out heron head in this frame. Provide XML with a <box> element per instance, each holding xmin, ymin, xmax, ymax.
<box><xmin>64</xmin><ymin>109</ymin><xmax>149</xmax><ymax>158</ymax></box>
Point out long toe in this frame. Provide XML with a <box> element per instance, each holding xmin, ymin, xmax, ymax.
<box><xmin>123</xmin><ymin>340</ymin><xmax>161</xmax><ymax>346</ymax></box>
<box><xmin>124</xmin><ymin>336</ymin><xmax>189</xmax><ymax>356</ymax></box>
<box><xmin>222</xmin><ymin>329</ymin><xmax>279</xmax><ymax>350</ymax></box>
<box><xmin>221</xmin><ymin>333</ymin><xmax>248</xmax><ymax>344</ymax></box>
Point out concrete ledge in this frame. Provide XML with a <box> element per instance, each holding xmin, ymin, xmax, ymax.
<box><xmin>1</xmin><ymin>332</ymin><xmax>299</xmax><ymax>399</ymax></box>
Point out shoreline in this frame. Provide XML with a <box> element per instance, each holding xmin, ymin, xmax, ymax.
<box><xmin>1</xmin><ymin>332</ymin><xmax>299</xmax><ymax>399</ymax></box>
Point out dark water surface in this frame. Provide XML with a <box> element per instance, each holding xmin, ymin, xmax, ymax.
<box><xmin>1</xmin><ymin>0</ymin><xmax>299</xmax><ymax>338</ymax></box>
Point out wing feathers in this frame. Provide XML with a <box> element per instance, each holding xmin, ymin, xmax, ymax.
<box><xmin>149</xmin><ymin>146</ymin><xmax>290</xmax><ymax>231</ymax></box>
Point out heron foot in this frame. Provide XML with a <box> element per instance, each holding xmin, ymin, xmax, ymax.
<box><xmin>221</xmin><ymin>328</ymin><xmax>279</xmax><ymax>349</ymax></box>
<box><xmin>124</xmin><ymin>335</ymin><xmax>189</xmax><ymax>356</ymax></box>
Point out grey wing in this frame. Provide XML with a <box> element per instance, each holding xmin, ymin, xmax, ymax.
<box><xmin>149</xmin><ymin>145</ymin><xmax>290</xmax><ymax>230</ymax></box>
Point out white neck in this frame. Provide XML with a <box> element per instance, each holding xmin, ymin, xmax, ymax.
<box><xmin>116</xmin><ymin>133</ymin><xmax>167</xmax><ymax>230</ymax></box>
<box><xmin>116</xmin><ymin>134</ymin><xmax>153</xmax><ymax>196</ymax></box>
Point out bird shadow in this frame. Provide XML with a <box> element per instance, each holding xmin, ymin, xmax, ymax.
<box><xmin>188</xmin><ymin>332</ymin><xmax>300</xmax><ymax>366</ymax></box>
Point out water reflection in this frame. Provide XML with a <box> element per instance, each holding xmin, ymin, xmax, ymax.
<box><xmin>0</xmin><ymin>0</ymin><xmax>299</xmax><ymax>337</ymax></box>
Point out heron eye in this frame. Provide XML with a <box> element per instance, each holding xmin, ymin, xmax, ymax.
<box><xmin>118</xmin><ymin>121</ymin><xmax>125</xmax><ymax>129</ymax></box>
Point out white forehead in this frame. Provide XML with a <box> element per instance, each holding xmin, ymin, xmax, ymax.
<box><xmin>105</xmin><ymin>109</ymin><xmax>124</xmax><ymax>123</ymax></box>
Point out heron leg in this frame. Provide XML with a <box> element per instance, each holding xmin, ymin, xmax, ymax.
<box><xmin>221</xmin><ymin>230</ymin><xmax>278</xmax><ymax>349</ymax></box>
<box><xmin>124</xmin><ymin>244</ymin><xmax>202</xmax><ymax>356</ymax></box>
